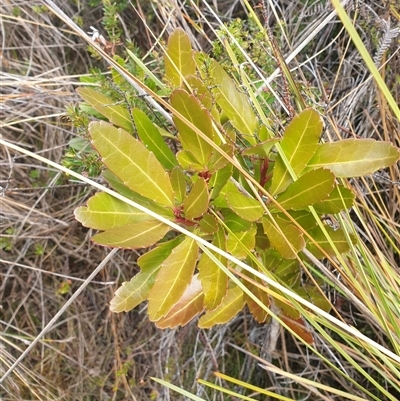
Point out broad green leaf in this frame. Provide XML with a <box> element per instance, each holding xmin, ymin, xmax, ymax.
<box><xmin>198</xmin><ymin>285</ymin><xmax>245</xmax><ymax>328</ymax></box>
<box><xmin>243</xmin><ymin>273</ymin><xmax>270</xmax><ymax>323</ymax></box>
<box><xmin>272</xmin><ymin>168</ymin><xmax>335</xmax><ymax>211</ymax></box>
<box><xmin>110</xmin><ymin>237</ymin><xmax>184</xmax><ymax>313</ymax></box>
<box><xmin>148</xmin><ymin>237</ymin><xmax>199</xmax><ymax>320</ymax></box>
<box><xmin>313</xmin><ymin>185</ymin><xmax>355</xmax><ymax>213</ymax></box>
<box><xmin>198</xmin><ymin>228</ymin><xmax>228</xmax><ymax>310</ymax></box>
<box><xmin>223</xmin><ymin>210</ymin><xmax>253</xmax><ymax>232</ymax></box>
<box><xmin>242</xmin><ymin>138</ymin><xmax>280</xmax><ymax>157</ymax></box>
<box><xmin>297</xmin><ymin>285</ymin><xmax>331</xmax><ymax>313</ymax></box>
<box><xmin>226</xmin><ymin>225</ymin><xmax>257</xmax><ymax>259</ymax></box>
<box><xmin>155</xmin><ymin>274</ymin><xmax>204</xmax><ymax>328</ymax></box>
<box><xmin>102</xmin><ymin>170</ymin><xmax>174</xmax><ymax>219</ymax></box>
<box><xmin>171</xmin><ymin>167</ymin><xmax>187</xmax><ymax>203</ymax></box>
<box><xmin>274</xmin><ymin>290</ymin><xmax>301</xmax><ymax>319</ymax></box>
<box><xmin>171</xmin><ymin>89</ymin><xmax>214</xmax><ymax>166</ymax></box>
<box><xmin>185</xmin><ymin>75</ymin><xmax>214</xmax><ymax>111</ymax></box>
<box><xmin>209</xmin><ymin>59</ymin><xmax>258</xmax><ymax>143</ymax></box>
<box><xmin>90</xmin><ymin>121</ymin><xmax>175</xmax><ymax>207</ymax></box>
<box><xmin>307</xmin><ymin>225</ymin><xmax>353</xmax><ymax>258</ymax></box>
<box><xmin>176</xmin><ymin>150</ymin><xmax>205</xmax><ymax>171</ymax></box>
<box><xmin>262</xmin><ymin>215</ymin><xmax>305</xmax><ymax>259</ymax></box>
<box><xmin>210</xmin><ymin>164</ymin><xmax>233</xmax><ymax>199</ymax></box>
<box><xmin>77</xmin><ymin>87</ymin><xmax>133</xmax><ymax>132</ymax></box>
<box><xmin>288</xmin><ymin>210</ymin><xmax>318</xmax><ymax>232</ymax></box>
<box><xmin>74</xmin><ymin>192</ymin><xmax>153</xmax><ymax>230</ymax></box>
<box><xmin>132</xmin><ymin>108</ymin><xmax>177</xmax><ymax>170</ymax></box>
<box><xmin>270</xmin><ymin>109</ymin><xmax>323</xmax><ymax>195</ymax></box>
<box><xmin>274</xmin><ymin>259</ymin><xmax>300</xmax><ymax>286</ymax></box>
<box><xmin>92</xmin><ymin>220</ymin><xmax>170</xmax><ymax>249</ymax></box>
<box><xmin>199</xmin><ymin>214</ymin><xmax>219</xmax><ymax>234</ymax></box>
<box><xmin>226</xmin><ymin>191</ymin><xmax>264</xmax><ymax>222</ymax></box>
<box><xmin>207</xmin><ymin>143</ymin><xmax>234</xmax><ymax>172</ymax></box>
<box><xmin>164</xmin><ymin>27</ymin><xmax>196</xmax><ymax>88</ymax></box>
<box><xmin>184</xmin><ymin>178</ymin><xmax>209</xmax><ymax>220</ymax></box>
<box><xmin>109</xmin><ymin>265</ymin><xmax>160</xmax><ymax>313</ymax></box>
<box><xmin>255</xmin><ymin>223</ymin><xmax>270</xmax><ymax>250</ymax></box>
<box><xmin>307</xmin><ymin>139</ymin><xmax>400</xmax><ymax>177</ymax></box>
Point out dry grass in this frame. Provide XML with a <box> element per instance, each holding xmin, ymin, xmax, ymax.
<box><xmin>1</xmin><ymin>0</ymin><xmax>399</xmax><ymax>400</ymax></box>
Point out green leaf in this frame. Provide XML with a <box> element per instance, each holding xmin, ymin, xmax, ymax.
<box><xmin>272</xmin><ymin>168</ymin><xmax>335</xmax><ymax>211</ymax></box>
<box><xmin>171</xmin><ymin>89</ymin><xmax>215</xmax><ymax>166</ymax></box>
<box><xmin>176</xmin><ymin>150</ymin><xmax>205</xmax><ymax>171</ymax></box>
<box><xmin>223</xmin><ymin>210</ymin><xmax>253</xmax><ymax>232</ymax></box>
<box><xmin>164</xmin><ymin>27</ymin><xmax>196</xmax><ymax>88</ymax></box>
<box><xmin>198</xmin><ymin>285</ymin><xmax>245</xmax><ymax>328</ymax></box>
<box><xmin>109</xmin><ymin>265</ymin><xmax>160</xmax><ymax>313</ymax></box>
<box><xmin>155</xmin><ymin>274</ymin><xmax>204</xmax><ymax>328</ymax></box>
<box><xmin>74</xmin><ymin>192</ymin><xmax>153</xmax><ymax>230</ymax></box>
<box><xmin>270</xmin><ymin>109</ymin><xmax>323</xmax><ymax>195</ymax></box>
<box><xmin>288</xmin><ymin>210</ymin><xmax>318</xmax><ymax>232</ymax></box>
<box><xmin>132</xmin><ymin>108</ymin><xmax>177</xmax><ymax>170</ymax></box>
<box><xmin>171</xmin><ymin>167</ymin><xmax>187</xmax><ymax>203</ymax></box>
<box><xmin>226</xmin><ymin>190</ymin><xmax>264</xmax><ymax>222</ymax></box>
<box><xmin>109</xmin><ymin>237</ymin><xmax>184</xmax><ymax>313</ymax></box>
<box><xmin>184</xmin><ymin>177</ymin><xmax>209</xmax><ymax>220</ymax></box>
<box><xmin>307</xmin><ymin>225</ymin><xmax>353</xmax><ymax>258</ymax></box>
<box><xmin>185</xmin><ymin>75</ymin><xmax>214</xmax><ymax>111</ymax></box>
<box><xmin>102</xmin><ymin>170</ymin><xmax>174</xmax><ymax>219</ymax></box>
<box><xmin>90</xmin><ymin>121</ymin><xmax>175</xmax><ymax>207</ymax></box>
<box><xmin>226</xmin><ymin>224</ymin><xmax>256</xmax><ymax>259</ymax></box>
<box><xmin>207</xmin><ymin>143</ymin><xmax>234</xmax><ymax>172</ymax></box>
<box><xmin>210</xmin><ymin>164</ymin><xmax>233</xmax><ymax>199</ymax></box>
<box><xmin>262</xmin><ymin>215</ymin><xmax>305</xmax><ymax>259</ymax></box>
<box><xmin>148</xmin><ymin>237</ymin><xmax>199</xmax><ymax>320</ymax></box>
<box><xmin>199</xmin><ymin>214</ymin><xmax>219</xmax><ymax>234</ymax></box>
<box><xmin>307</xmin><ymin>139</ymin><xmax>400</xmax><ymax>177</ymax></box>
<box><xmin>92</xmin><ymin>220</ymin><xmax>170</xmax><ymax>249</ymax></box>
<box><xmin>209</xmin><ymin>59</ymin><xmax>258</xmax><ymax>143</ymax></box>
<box><xmin>242</xmin><ymin>138</ymin><xmax>280</xmax><ymax>157</ymax></box>
<box><xmin>77</xmin><ymin>87</ymin><xmax>133</xmax><ymax>132</ymax></box>
<box><xmin>313</xmin><ymin>185</ymin><xmax>355</xmax><ymax>214</ymax></box>
<box><xmin>198</xmin><ymin>228</ymin><xmax>228</xmax><ymax>310</ymax></box>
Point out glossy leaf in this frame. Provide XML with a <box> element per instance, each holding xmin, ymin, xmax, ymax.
<box><xmin>132</xmin><ymin>108</ymin><xmax>177</xmax><ymax>170</ymax></box>
<box><xmin>226</xmin><ymin>191</ymin><xmax>264</xmax><ymax>222</ymax></box>
<box><xmin>272</xmin><ymin>168</ymin><xmax>335</xmax><ymax>211</ymax></box>
<box><xmin>164</xmin><ymin>28</ymin><xmax>196</xmax><ymax>88</ymax></box>
<box><xmin>242</xmin><ymin>138</ymin><xmax>279</xmax><ymax>157</ymax></box>
<box><xmin>307</xmin><ymin>139</ymin><xmax>400</xmax><ymax>177</ymax></box>
<box><xmin>198</xmin><ymin>285</ymin><xmax>245</xmax><ymax>328</ymax></box>
<box><xmin>148</xmin><ymin>237</ymin><xmax>199</xmax><ymax>321</ymax></box>
<box><xmin>243</xmin><ymin>273</ymin><xmax>270</xmax><ymax>323</ymax></box>
<box><xmin>110</xmin><ymin>265</ymin><xmax>160</xmax><ymax>313</ymax></box>
<box><xmin>90</xmin><ymin>122</ymin><xmax>175</xmax><ymax>207</ymax></box>
<box><xmin>102</xmin><ymin>170</ymin><xmax>174</xmax><ymax>219</ymax></box>
<box><xmin>77</xmin><ymin>87</ymin><xmax>134</xmax><ymax>132</ymax></box>
<box><xmin>313</xmin><ymin>185</ymin><xmax>355</xmax><ymax>213</ymax></box>
<box><xmin>208</xmin><ymin>143</ymin><xmax>234</xmax><ymax>172</ymax></box>
<box><xmin>92</xmin><ymin>220</ymin><xmax>170</xmax><ymax>249</ymax></box>
<box><xmin>226</xmin><ymin>224</ymin><xmax>256</xmax><ymax>259</ymax></box>
<box><xmin>307</xmin><ymin>225</ymin><xmax>352</xmax><ymax>258</ymax></box>
<box><xmin>171</xmin><ymin>167</ymin><xmax>187</xmax><ymax>203</ymax></box>
<box><xmin>223</xmin><ymin>210</ymin><xmax>253</xmax><ymax>232</ymax></box>
<box><xmin>199</xmin><ymin>214</ymin><xmax>219</xmax><ymax>234</ymax></box>
<box><xmin>209</xmin><ymin>59</ymin><xmax>258</xmax><ymax>143</ymax></box>
<box><xmin>262</xmin><ymin>215</ymin><xmax>305</xmax><ymax>259</ymax></box>
<box><xmin>270</xmin><ymin>109</ymin><xmax>323</xmax><ymax>195</ymax></box>
<box><xmin>171</xmin><ymin>89</ymin><xmax>214</xmax><ymax>166</ymax></box>
<box><xmin>198</xmin><ymin>227</ymin><xmax>228</xmax><ymax>310</ymax></box>
<box><xmin>155</xmin><ymin>274</ymin><xmax>204</xmax><ymax>328</ymax></box>
<box><xmin>74</xmin><ymin>192</ymin><xmax>153</xmax><ymax>230</ymax></box>
<box><xmin>210</xmin><ymin>164</ymin><xmax>233</xmax><ymax>199</ymax></box>
<box><xmin>184</xmin><ymin>177</ymin><xmax>209</xmax><ymax>220</ymax></box>
<box><xmin>176</xmin><ymin>150</ymin><xmax>204</xmax><ymax>171</ymax></box>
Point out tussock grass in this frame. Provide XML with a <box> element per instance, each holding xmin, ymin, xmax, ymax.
<box><xmin>1</xmin><ymin>0</ymin><xmax>399</xmax><ymax>400</ymax></box>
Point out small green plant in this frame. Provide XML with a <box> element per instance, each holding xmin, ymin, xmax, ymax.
<box><xmin>73</xmin><ymin>28</ymin><xmax>399</xmax><ymax>341</ymax></box>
